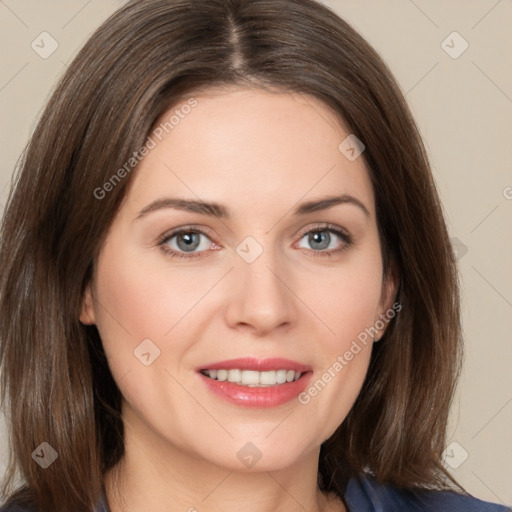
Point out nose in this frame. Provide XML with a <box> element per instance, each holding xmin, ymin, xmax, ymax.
<box><xmin>224</xmin><ymin>244</ymin><xmax>297</xmax><ymax>336</ymax></box>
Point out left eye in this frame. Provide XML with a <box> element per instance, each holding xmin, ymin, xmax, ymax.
<box><xmin>296</xmin><ymin>228</ymin><xmax>348</xmax><ymax>252</ymax></box>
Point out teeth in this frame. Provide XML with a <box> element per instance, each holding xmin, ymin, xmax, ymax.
<box><xmin>201</xmin><ymin>369</ymin><xmax>303</xmax><ymax>386</ymax></box>
<box><xmin>227</xmin><ymin>369</ymin><xmax>242</xmax><ymax>383</ymax></box>
<box><xmin>276</xmin><ymin>369</ymin><xmax>287</xmax><ymax>384</ymax></box>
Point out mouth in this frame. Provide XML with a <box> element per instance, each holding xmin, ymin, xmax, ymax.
<box><xmin>199</xmin><ymin>368</ymin><xmax>305</xmax><ymax>387</ymax></box>
<box><xmin>195</xmin><ymin>357</ymin><xmax>313</xmax><ymax>403</ymax></box>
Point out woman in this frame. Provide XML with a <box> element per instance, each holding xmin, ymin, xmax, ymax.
<box><xmin>0</xmin><ymin>1</ymin><xmax>508</xmax><ymax>511</ymax></box>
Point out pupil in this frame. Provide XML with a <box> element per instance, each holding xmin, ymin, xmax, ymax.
<box><xmin>310</xmin><ymin>231</ymin><xmax>329</xmax><ymax>250</ymax></box>
<box><xmin>178</xmin><ymin>232</ymin><xmax>199</xmax><ymax>251</ymax></box>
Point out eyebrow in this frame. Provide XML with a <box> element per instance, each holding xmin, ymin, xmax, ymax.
<box><xmin>134</xmin><ymin>194</ymin><xmax>371</xmax><ymax>221</ymax></box>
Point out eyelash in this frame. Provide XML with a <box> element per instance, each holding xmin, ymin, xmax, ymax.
<box><xmin>157</xmin><ymin>223</ymin><xmax>353</xmax><ymax>260</ymax></box>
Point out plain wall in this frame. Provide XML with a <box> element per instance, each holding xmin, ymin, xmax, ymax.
<box><xmin>0</xmin><ymin>0</ymin><xmax>510</xmax><ymax>506</ymax></box>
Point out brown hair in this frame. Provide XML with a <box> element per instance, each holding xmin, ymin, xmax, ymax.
<box><xmin>0</xmin><ymin>0</ymin><xmax>464</xmax><ymax>510</ymax></box>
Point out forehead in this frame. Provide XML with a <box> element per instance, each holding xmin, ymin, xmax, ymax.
<box><xmin>122</xmin><ymin>86</ymin><xmax>375</xmax><ymax>220</ymax></box>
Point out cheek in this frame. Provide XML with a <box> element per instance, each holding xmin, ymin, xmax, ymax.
<box><xmin>300</xmin><ymin>253</ymin><xmax>384</xmax><ymax>351</ymax></box>
<box><xmin>90</xmin><ymin>239</ymin><xmax>229</xmax><ymax>396</ymax></box>
<box><xmin>93</xmin><ymin>241</ymin><xmax>208</xmax><ymax>341</ymax></box>
<box><xmin>297</xmin><ymin>280</ymin><xmax>377</xmax><ymax>441</ymax></box>
<box><xmin>293</xmin><ymin>249</ymin><xmax>382</xmax><ymax>432</ymax></box>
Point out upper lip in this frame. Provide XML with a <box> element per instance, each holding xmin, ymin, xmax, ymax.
<box><xmin>197</xmin><ymin>357</ymin><xmax>312</xmax><ymax>373</ymax></box>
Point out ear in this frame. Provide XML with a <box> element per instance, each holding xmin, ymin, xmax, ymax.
<box><xmin>375</xmin><ymin>260</ymin><xmax>400</xmax><ymax>340</ymax></box>
<box><xmin>79</xmin><ymin>282</ymin><xmax>96</xmax><ymax>325</ymax></box>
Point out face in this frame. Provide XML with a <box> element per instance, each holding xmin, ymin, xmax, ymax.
<box><xmin>81</xmin><ymin>86</ymin><xmax>397</xmax><ymax>473</ymax></box>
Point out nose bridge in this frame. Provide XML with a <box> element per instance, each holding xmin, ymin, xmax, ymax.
<box><xmin>224</xmin><ymin>234</ymin><xmax>295</xmax><ymax>333</ymax></box>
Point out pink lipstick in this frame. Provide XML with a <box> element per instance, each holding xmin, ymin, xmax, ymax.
<box><xmin>196</xmin><ymin>357</ymin><xmax>313</xmax><ymax>408</ymax></box>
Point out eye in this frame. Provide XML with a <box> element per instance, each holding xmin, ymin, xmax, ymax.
<box><xmin>158</xmin><ymin>227</ymin><xmax>216</xmax><ymax>259</ymax></box>
<box><xmin>294</xmin><ymin>224</ymin><xmax>353</xmax><ymax>257</ymax></box>
<box><xmin>157</xmin><ymin>223</ymin><xmax>353</xmax><ymax>260</ymax></box>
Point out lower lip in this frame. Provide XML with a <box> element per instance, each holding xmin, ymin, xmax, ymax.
<box><xmin>198</xmin><ymin>372</ymin><xmax>313</xmax><ymax>408</ymax></box>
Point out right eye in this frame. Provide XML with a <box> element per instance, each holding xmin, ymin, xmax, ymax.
<box><xmin>158</xmin><ymin>227</ymin><xmax>218</xmax><ymax>259</ymax></box>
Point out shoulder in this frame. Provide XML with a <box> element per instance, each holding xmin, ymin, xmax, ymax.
<box><xmin>0</xmin><ymin>494</ymin><xmax>36</xmax><ymax>512</ymax></box>
<box><xmin>0</xmin><ymin>504</ymin><xmax>35</xmax><ymax>512</ymax></box>
<box><xmin>0</xmin><ymin>488</ymin><xmax>36</xmax><ymax>512</ymax></box>
<box><xmin>344</xmin><ymin>473</ymin><xmax>511</xmax><ymax>512</ymax></box>
<box><xmin>0</xmin><ymin>489</ymin><xmax>108</xmax><ymax>512</ymax></box>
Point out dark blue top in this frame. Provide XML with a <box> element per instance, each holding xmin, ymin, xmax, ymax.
<box><xmin>342</xmin><ymin>473</ymin><xmax>510</xmax><ymax>511</ymax></box>
<box><xmin>2</xmin><ymin>473</ymin><xmax>510</xmax><ymax>511</ymax></box>
<box><xmin>90</xmin><ymin>473</ymin><xmax>512</xmax><ymax>512</ymax></box>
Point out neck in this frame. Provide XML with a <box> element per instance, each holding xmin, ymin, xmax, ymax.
<box><xmin>103</xmin><ymin>407</ymin><xmax>345</xmax><ymax>512</ymax></box>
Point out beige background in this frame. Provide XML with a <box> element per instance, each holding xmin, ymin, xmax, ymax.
<box><xmin>0</xmin><ymin>0</ymin><xmax>511</xmax><ymax>506</ymax></box>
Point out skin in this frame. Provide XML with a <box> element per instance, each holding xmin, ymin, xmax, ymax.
<box><xmin>81</xmin><ymin>86</ymin><xmax>397</xmax><ymax>512</ymax></box>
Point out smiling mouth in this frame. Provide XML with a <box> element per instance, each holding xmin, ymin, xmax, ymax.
<box><xmin>199</xmin><ymin>368</ymin><xmax>305</xmax><ymax>387</ymax></box>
